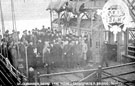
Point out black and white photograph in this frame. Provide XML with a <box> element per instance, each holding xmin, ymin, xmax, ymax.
<box><xmin>0</xmin><ymin>0</ymin><xmax>135</xmax><ymax>86</ymax></box>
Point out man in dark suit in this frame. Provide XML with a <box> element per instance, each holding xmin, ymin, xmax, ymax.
<box><xmin>100</xmin><ymin>42</ymin><xmax>109</xmax><ymax>67</ymax></box>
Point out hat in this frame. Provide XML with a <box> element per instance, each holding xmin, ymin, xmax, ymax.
<box><xmin>104</xmin><ymin>41</ymin><xmax>108</xmax><ymax>44</ymax></box>
<box><xmin>5</xmin><ymin>30</ymin><xmax>9</xmax><ymax>33</ymax></box>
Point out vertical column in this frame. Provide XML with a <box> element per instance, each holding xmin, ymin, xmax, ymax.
<box><xmin>110</xmin><ymin>32</ymin><xmax>115</xmax><ymax>44</ymax></box>
<box><xmin>97</xmin><ymin>65</ymin><xmax>102</xmax><ymax>82</ymax></box>
<box><xmin>108</xmin><ymin>31</ymin><xmax>110</xmax><ymax>44</ymax></box>
<box><xmin>125</xmin><ymin>29</ymin><xmax>129</xmax><ymax>55</ymax></box>
<box><xmin>77</xmin><ymin>14</ymin><xmax>81</xmax><ymax>36</ymax></box>
<box><xmin>25</xmin><ymin>46</ymin><xmax>29</xmax><ymax>78</ymax></box>
<box><xmin>58</xmin><ymin>12</ymin><xmax>61</xmax><ymax>31</ymax></box>
<box><xmin>50</xmin><ymin>10</ymin><xmax>53</xmax><ymax>29</ymax></box>
<box><xmin>104</xmin><ymin>31</ymin><xmax>109</xmax><ymax>42</ymax></box>
<box><xmin>117</xmin><ymin>31</ymin><xmax>123</xmax><ymax>62</ymax></box>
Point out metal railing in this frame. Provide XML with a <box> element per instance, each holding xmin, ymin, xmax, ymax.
<box><xmin>127</xmin><ymin>46</ymin><xmax>135</xmax><ymax>59</ymax></box>
<box><xmin>124</xmin><ymin>29</ymin><xmax>135</xmax><ymax>59</ymax></box>
<box><xmin>0</xmin><ymin>53</ymin><xmax>27</xmax><ymax>84</ymax></box>
<box><xmin>37</xmin><ymin>62</ymin><xmax>135</xmax><ymax>86</ymax></box>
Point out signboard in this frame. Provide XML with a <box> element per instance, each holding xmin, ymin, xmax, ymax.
<box><xmin>101</xmin><ymin>0</ymin><xmax>130</xmax><ymax>30</ymax></box>
<box><xmin>98</xmin><ymin>0</ymin><xmax>131</xmax><ymax>41</ymax></box>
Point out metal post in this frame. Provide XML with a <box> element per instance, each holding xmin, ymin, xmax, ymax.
<box><xmin>35</xmin><ymin>72</ymin><xmax>37</xmax><ymax>86</ymax></box>
<box><xmin>50</xmin><ymin>10</ymin><xmax>53</xmax><ymax>30</ymax></box>
<box><xmin>97</xmin><ymin>65</ymin><xmax>102</xmax><ymax>82</ymax></box>
<box><xmin>28</xmin><ymin>67</ymin><xmax>34</xmax><ymax>83</ymax></box>
<box><xmin>37</xmin><ymin>72</ymin><xmax>40</xmax><ymax>86</ymax></box>
<box><xmin>77</xmin><ymin>14</ymin><xmax>80</xmax><ymax>35</ymax></box>
<box><xmin>58</xmin><ymin>12</ymin><xmax>61</xmax><ymax>31</ymax></box>
<box><xmin>125</xmin><ymin>29</ymin><xmax>129</xmax><ymax>55</ymax></box>
<box><xmin>25</xmin><ymin>46</ymin><xmax>29</xmax><ymax>78</ymax></box>
<box><xmin>117</xmin><ymin>32</ymin><xmax>122</xmax><ymax>62</ymax></box>
<box><xmin>39</xmin><ymin>62</ymin><xmax>135</xmax><ymax>77</ymax></box>
<box><xmin>90</xmin><ymin>11</ymin><xmax>93</xmax><ymax>61</ymax></box>
<box><xmin>35</xmin><ymin>72</ymin><xmax>40</xmax><ymax>86</ymax></box>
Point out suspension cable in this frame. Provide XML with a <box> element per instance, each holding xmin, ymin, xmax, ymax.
<box><xmin>11</xmin><ymin>0</ymin><xmax>21</xmax><ymax>59</ymax></box>
<box><xmin>0</xmin><ymin>0</ymin><xmax>5</xmax><ymax>37</ymax></box>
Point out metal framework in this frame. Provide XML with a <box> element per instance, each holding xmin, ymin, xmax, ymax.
<box><xmin>37</xmin><ymin>62</ymin><xmax>135</xmax><ymax>85</ymax></box>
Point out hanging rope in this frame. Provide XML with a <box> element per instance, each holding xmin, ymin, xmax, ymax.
<box><xmin>11</xmin><ymin>0</ymin><xmax>17</xmax><ymax>32</ymax></box>
<box><xmin>11</xmin><ymin>0</ymin><xmax>21</xmax><ymax>59</ymax></box>
<box><xmin>0</xmin><ymin>0</ymin><xmax>9</xmax><ymax>60</ymax></box>
<box><xmin>0</xmin><ymin>0</ymin><xmax>5</xmax><ymax>37</ymax></box>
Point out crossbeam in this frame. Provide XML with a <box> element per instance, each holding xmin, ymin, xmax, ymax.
<box><xmin>102</xmin><ymin>73</ymin><xmax>130</xmax><ymax>86</ymax></box>
<box><xmin>39</xmin><ymin>68</ymin><xmax>98</xmax><ymax>77</ymax></box>
<box><xmin>79</xmin><ymin>71</ymin><xmax>96</xmax><ymax>82</ymax></box>
<box><xmin>103</xmin><ymin>62</ymin><xmax>135</xmax><ymax>70</ymax></box>
<box><xmin>102</xmin><ymin>71</ymin><xmax>131</xmax><ymax>83</ymax></box>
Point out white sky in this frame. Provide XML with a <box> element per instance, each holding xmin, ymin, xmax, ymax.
<box><xmin>0</xmin><ymin>0</ymin><xmax>51</xmax><ymax>34</ymax></box>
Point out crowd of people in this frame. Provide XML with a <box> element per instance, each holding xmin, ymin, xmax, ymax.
<box><xmin>0</xmin><ymin>25</ymin><xmax>114</xmax><ymax>84</ymax></box>
<box><xmin>0</xmin><ymin>25</ymin><xmax>89</xmax><ymax>72</ymax></box>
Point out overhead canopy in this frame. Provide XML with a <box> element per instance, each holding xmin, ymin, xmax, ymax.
<box><xmin>67</xmin><ymin>1</ymin><xmax>85</xmax><ymax>14</ymax></box>
<box><xmin>46</xmin><ymin>0</ymin><xmax>87</xmax><ymax>14</ymax></box>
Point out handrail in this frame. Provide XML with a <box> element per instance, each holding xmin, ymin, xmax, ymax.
<box><xmin>128</xmin><ymin>50</ymin><xmax>135</xmax><ymax>53</ymax></box>
<box><xmin>0</xmin><ymin>63</ymin><xmax>17</xmax><ymax>85</ymax></box>
<box><xmin>40</xmin><ymin>68</ymin><xmax>98</xmax><ymax>77</ymax></box>
<box><xmin>102</xmin><ymin>62</ymin><xmax>135</xmax><ymax>70</ymax></box>
<box><xmin>0</xmin><ymin>53</ymin><xmax>27</xmax><ymax>83</ymax></box>
<box><xmin>127</xmin><ymin>45</ymin><xmax>135</xmax><ymax>58</ymax></box>
<box><xmin>123</xmin><ymin>55</ymin><xmax>135</xmax><ymax>59</ymax></box>
<box><xmin>38</xmin><ymin>61</ymin><xmax>135</xmax><ymax>85</ymax></box>
<box><xmin>0</xmin><ymin>58</ymin><xmax>20</xmax><ymax>82</ymax></box>
<box><xmin>0</xmin><ymin>53</ymin><xmax>26</xmax><ymax>77</ymax></box>
<box><xmin>128</xmin><ymin>46</ymin><xmax>135</xmax><ymax>49</ymax></box>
